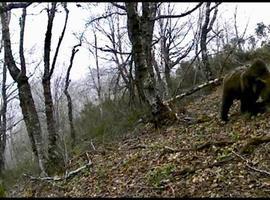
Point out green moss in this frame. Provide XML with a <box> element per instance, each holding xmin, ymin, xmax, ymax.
<box><xmin>216</xmin><ymin>147</ymin><xmax>232</xmax><ymax>161</ymax></box>
<box><xmin>146</xmin><ymin>163</ymin><xmax>176</xmax><ymax>187</ymax></box>
<box><xmin>229</xmin><ymin>131</ymin><xmax>240</xmax><ymax>141</ymax></box>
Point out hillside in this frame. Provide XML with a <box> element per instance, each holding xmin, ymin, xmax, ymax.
<box><xmin>8</xmin><ymin>85</ymin><xmax>270</xmax><ymax>197</ymax></box>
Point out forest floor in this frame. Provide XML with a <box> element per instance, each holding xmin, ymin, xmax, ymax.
<box><xmin>8</xmin><ymin>86</ymin><xmax>270</xmax><ymax>197</ymax></box>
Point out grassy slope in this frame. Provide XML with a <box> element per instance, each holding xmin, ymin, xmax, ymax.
<box><xmin>9</xmin><ymin>86</ymin><xmax>270</xmax><ymax>197</ymax></box>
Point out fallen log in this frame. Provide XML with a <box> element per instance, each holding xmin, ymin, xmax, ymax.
<box><xmin>164</xmin><ymin>78</ymin><xmax>223</xmax><ymax>105</ymax></box>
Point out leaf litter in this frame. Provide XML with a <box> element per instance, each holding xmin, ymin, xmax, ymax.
<box><xmin>8</xmin><ymin>86</ymin><xmax>270</xmax><ymax>197</ymax></box>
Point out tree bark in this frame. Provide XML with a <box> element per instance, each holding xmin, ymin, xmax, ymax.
<box><xmin>0</xmin><ymin>6</ymin><xmax>8</xmax><ymax>176</ymax></box>
<box><xmin>43</xmin><ymin>2</ymin><xmax>60</xmax><ymax>173</ymax></box>
<box><xmin>93</xmin><ymin>33</ymin><xmax>102</xmax><ymax>102</ymax></box>
<box><xmin>200</xmin><ymin>2</ymin><xmax>212</xmax><ymax>81</ymax></box>
<box><xmin>125</xmin><ymin>3</ymin><xmax>175</xmax><ymax>126</ymax></box>
<box><xmin>126</xmin><ymin>3</ymin><xmax>146</xmax><ymax>103</ymax></box>
<box><xmin>126</xmin><ymin>3</ymin><xmax>154</xmax><ymax>103</ymax></box>
<box><xmin>18</xmin><ymin>78</ymin><xmax>47</xmax><ymax>173</ymax></box>
<box><xmin>0</xmin><ymin>63</ymin><xmax>7</xmax><ymax>176</ymax></box>
<box><xmin>200</xmin><ymin>2</ymin><xmax>219</xmax><ymax>81</ymax></box>
<box><xmin>0</xmin><ymin>3</ymin><xmax>47</xmax><ymax>175</ymax></box>
<box><xmin>152</xmin><ymin>50</ymin><xmax>166</xmax><ymax>97</ymax></box>
<box><xmin>43</xmin><ymin>2</ymin><xmax>68</xmax><ymax>173</ymax></box>
<box><xmin>64</xmin><ymin>43</ymin><xmax>80</xmax><ymax>148</ymax></box>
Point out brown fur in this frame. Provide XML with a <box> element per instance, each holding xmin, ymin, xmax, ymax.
<box><xmin>221</xmin><ymin>59</ymin><xmax>270</xmax><ymax>121</ymax></box>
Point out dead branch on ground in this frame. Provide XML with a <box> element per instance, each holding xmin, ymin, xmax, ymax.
<box><xmin>232</xmin><ymin>150</ymin><xmax>270</xmax><ymax>176</ymax></box>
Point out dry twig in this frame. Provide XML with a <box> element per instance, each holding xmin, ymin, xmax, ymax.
<box><xmin>232</xmin><ymin>150</ymin><xmax>270</xmax><ymax>176</ymax></box>
<box><xmin>24</xmin><ymin>153</ymin><xmax>93</xmax><ymax>181</ymax></box>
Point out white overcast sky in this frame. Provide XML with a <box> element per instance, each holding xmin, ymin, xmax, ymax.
<box><xmin>5</xmin><ymin>2</ymin><xmax>270</xmax><ymax>81</ymax></box>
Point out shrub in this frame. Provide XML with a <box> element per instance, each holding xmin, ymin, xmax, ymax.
<box><xmin>73</xmin><ymin>98</ymin><xmax>148</xmax><ymax>152</ymax></box>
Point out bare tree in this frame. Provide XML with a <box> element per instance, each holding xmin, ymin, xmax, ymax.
<box><xmin>124</xmin><ymin>2</ymin><xmax>203</xmax><ymax>125</ymax></box>
<box><xmin>88</xmin><ymin>31</ymin><xmax>103</xmax><ymax>103</ymax></box>
<box><xmin>43</xmin><ymin>2</ymin><xmax>68</xmax><ymax>173</ymax></box>
<box><xmin>0</xmin><ymin>7</ymin><xmax>9</xmax><ymax>176</ymax></box>
<box><xmin>85</xmin><ymin>3</ymin><xmax>202</xmax><ymax>123</ymax></box>
<box><xmin>0</xmin><ymin>2</ymin><xmax>47</xmax><ymax>175</ymax></box>
<box><xmin>152</xmin><ymin>47</ymin><xmax>166</xmax><ymax>98</ymax></box>
<box><xmin>85</xmin><ymin>4</ymin><xmax>135</xmax><ymax>105</ymax></box>
<box><xmin>64</xmin><ymin>41</ymin><xmax>81</xmax><ymax>148</ymax></box>
<box><xmin>0</xmin><ymin>62</ymin><xmax>7</xmax><ymax>175</ymax></box>
<box><xmin>157</xmin><ymin>3</ymin><xmax>195</xmax><ymax>96</ymax></box>
<box><xmin>52</xmin><ymin>75</ymin><xmax>65</xmax><ymax>133</ymax></box>
<box><xmin>125</xmin><ymin>2</ymin><xmax>162</xmax><ymax>121</ymax></box>
<box><xmin>200</xmin><ymin>2</ymin><xmax>220</xmax><ymax>81</ymax></box>
<box><xmin>232</xmin><ymin>6</ymin><xmax>249</xmax><ymax>52</ymax></box>
<box><xmin>104</xmin><ymin>7</ymin><xmax>134</xmax><ymax>103</ymax></box>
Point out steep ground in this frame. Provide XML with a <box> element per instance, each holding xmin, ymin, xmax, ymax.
<box><xmin>8</xmin><ymin>86</ymin><xmax>270</xmax><ymax>197</ymax></box>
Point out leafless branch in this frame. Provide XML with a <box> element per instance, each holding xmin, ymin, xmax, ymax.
<box><xmin>165</xmin><ymin>78</ymin><xmax>222</xmax><ymax>104</ymax></box>
<box><xmin>65</xmin><ymin>43</ymin><xmax>81</xmax><ymax>92</ymax></box>
<box><xmin>97</xmin><ymin>46</ymin><xmax>131</xmax><ymax>55</ymax></box>
<box><xmin>232</xmin><ymin>150</ymin><xmax>270</xmax><ymax>176</ymax></box>
<box><xmin>6</xmin><ymin>86</ymin><xmax>18</xmax><ymax>101</ymax></box>
<box><xmin>19</xmin><ymin>7</ymin><xmax>27</xmax><ymax>75</ymax></box>
<box><xmin>6</xmin><ymin>118</ymin><xmax>23</xmax><ymax>131</ymax></box>
<box><xmin>5</xmin><ymin>81</ymin><xmax>16</xmax><ymax>91</ymax></box>
<box><xmin>90</xmin><ymin>139</ymin><xmax>96</xmax><ymax>151</ymax></box>
<box><xmin>111</xmin><ymin>2</ymin><xmax>126</xmax><ymax>11</ymax></box>
<box><xmin>3</xmin><ymin>2</ymin><xmax>32</xmax><ymax>12</ymax></box>
<box><xmin>170</xmin><ymin>22</ymin><xmax>192</xmax><ymax>51</ymax></box>
<box><xmin>171</xmin><ymin>40</ymin><xmax>195</xmax><ymax>68</ymax></box>
<box><xmin>207</xmin><ymin>3</ymin><xmax>219</xmax><ymax>33</ymax></box>
<box><xmin>234</xmin><ymin>6</ymin><xmax>240</xmax><ymax>43</ymax></box>
<box><xmin>44</xmin><ymin>2</ymin><xmax>56</xmax><ymax>79</ymax></box>
<box><xmin>209</xmin><ymin>2</ymin><xmax>222</xmax><ymax>12</ymax></box>
<box><xmin>49</xmin><ymin>3</ymin><xmax>69</xmax><ymax>78</ymax></box>
<box><xmin>154</xmin><ymin>2</ymin><xmax>203</xmax><ymax>20</ymax></box>
<box><xmin>86</xmin><ymin>11</ymin><xmax>126</xmax><ymax>25</ymax></box>
<box><xmin>24</xmin><ymin>158</ymin><xmax>92</xmax><ymax>181</ymax></box>
<box><xmin>241</xmin><ymin>17</ymin><xmax>250</xmax><ymax>39</ymax></box>
<box><xmin>173</xmin><ymin>30</ymin><xmax>222</xmax><ymax>96</ymax></box>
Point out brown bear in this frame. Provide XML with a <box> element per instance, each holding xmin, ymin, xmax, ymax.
<box><xmin>221</xmin><ymin>59</ymin><xmax>270</xmax><ymax>121</ymax></box>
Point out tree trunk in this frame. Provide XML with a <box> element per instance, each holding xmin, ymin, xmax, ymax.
<box><xmin>200</xmin><ymin>3</ymin><xmax>219</xmax><ymax>81</ymax></box>
<box><xmin>200</xmin><ymin>2</ymin><xmax>212</xmax><ymax>81</ymax></box>
<box><xmin>93</xmin><ymin>33</ymin><xmax>102</xmax><ymax>102</ymax></box>
<box><xmin>65</xmin><ymin>91</ymin><xmax>75</xmax><ymax>147</ymax></box>
<box><xmin>18</xmin><ymin>77</ymin><xmax>47</xmax><ymax>174</ymax></box>
<box><xmin>43</xmin><ymin>2</ymin><xmax>68</xmax><ymax>174</ymax></box>
<box><xmin>126</xmin><ymin>3</ymin><xmax>146</xmax><ymax>103</ymax></box>
<box><xmin>0</xmin><ymin>2</ymin><xmax>47</xmax><ymax>175</ymax></box>
<box><xmin>152</xmin><ymin>50</ymin><xmax>166</xmax><ymax>98</ymax></box>
<box><xmin>127</xmin><ymin>57</ymin><xmax>137</xmax><ymax>106</ymax></box>
<box><xmin>42</xmin><ymin>78</ymin><xmax>63</xmax><ymax>172</ymax></box>
<box><xmin>65</xmin><ymin>43</ymin><xmax>80</xmax><ymax>148</ymax></box>
<box><xmin>0</xmin><ymin>63</ymin><xmax>7</xmax><ymax>176</ymax></box>
<box><xmin>164</xmin><ymin>62</ymin><xmax>173</xmax><ymax>95</ymax></box>
<box><xmin>126</xmin><ymin>3</ymin><xmax>174</xmax><ymax>126</ymax></box>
